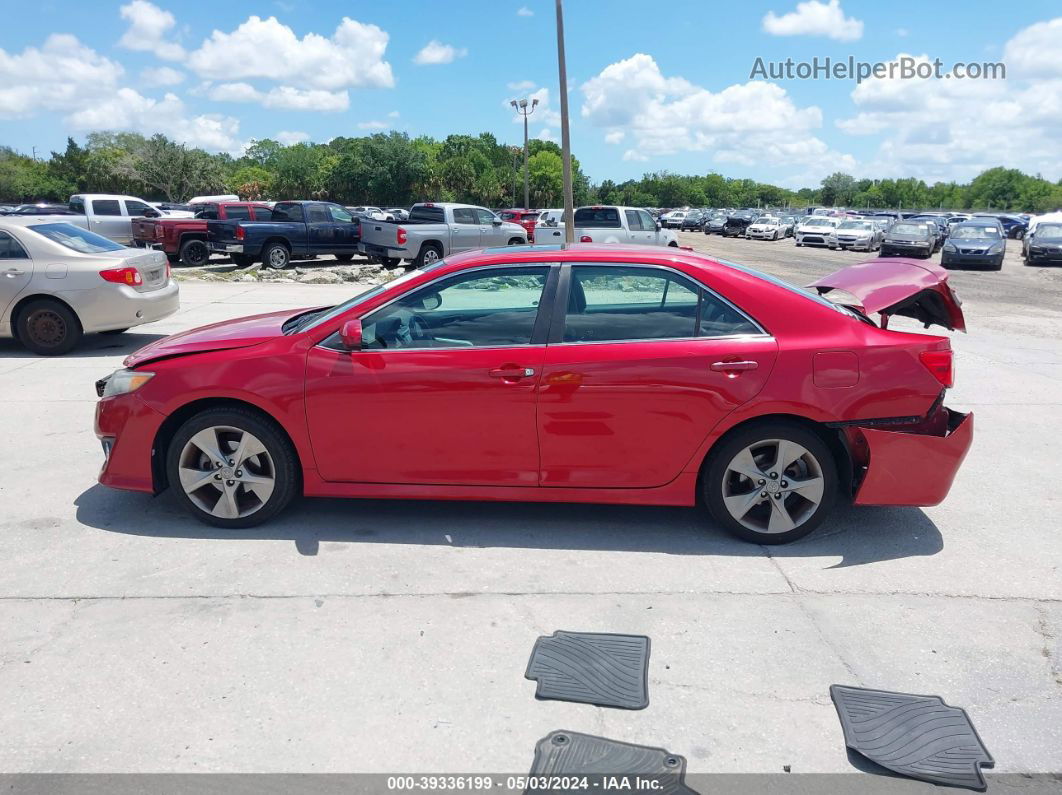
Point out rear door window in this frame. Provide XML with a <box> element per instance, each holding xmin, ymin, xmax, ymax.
<box><xmin>224</xmin><ymin>205</ymin><xmax>251</xmax><ymax>221</ymax></box>
<box><xmin>306</xmin><ymin>204</ymin><xmax>331</xmax><ymax>223</ymax></box>
<box><xmin>91</xmin><ymin>199</ymin><xmax>122</xmax><ymax>216</ymax></box>
<box><xmin>272</xmin><ymin>203</ymin><xmax>305</xmax><ymax>222</ymax></box>
<box><xmin>562</xmin><ymin>265</ymin><xmax>760</xmax><ymax>343</ymax></box>
<box><xmin>0</xmin><ymin>231</ymin><xmax>29</xmax><ymax>259</ymax></box>
<box><xmin>625</xmin><ymin>210</ymin><xmax>643</xmax><ymax>231</ymax></box>
<box><xmin>452</xmin><ymin>208</ymin><xmax>477</xmax><ymax>225</ymax></box>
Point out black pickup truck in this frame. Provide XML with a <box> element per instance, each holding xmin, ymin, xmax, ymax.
<box><xmin>207</xmin><ymin>200</ymin><xmax>361</xmax><ymax>269</ymax></box>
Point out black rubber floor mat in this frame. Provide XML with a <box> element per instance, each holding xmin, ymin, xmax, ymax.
<box><xmin>528</xmin><ymin>731</ymin><xmax>694</xmax><ymax>795</ymax></box>
<box><xmin>525</xmin><ymin>631</ymin><xmax>650</xmax><ymax>709</ymax></box>
<box><xmin>831</xmin><ymin>685</ymin><xmax>994</xmax><ymax>791</ymax></box>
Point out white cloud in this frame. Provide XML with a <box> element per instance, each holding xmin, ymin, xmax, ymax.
<box><xmin>0</xmin><ymin>34</ymin><xmax>124</xmax><ymax>118</ymax></box>
<box><xmin>834</xmin><ymin>39</ymin><xmax>1062</xmax><ymax>182</ymax></box>
<box><xmin>1002</xmin><ymin>17</ymin><xmax>1062</xmax><ymax>79</ymax></box>
<box><xmin>67</xmin><ymin>89</ymin><xmax>243</xmax><ymax>152</ymax></box>
<box><xmin>580</xmin><ymin>53</ymin><xmax>853</xmax><ymax>176</ymax></box>
<box><xmin>141</xmin><ymin>66</ymin><xmax>185</xmax><ymax>86</ymax></box>
<box><xmin>517</xmin><ymin>6</ymin><xmax>534</xmax><ymax>16</ymax></box>
<box><xmin>358</xmin><ymin>120</ymin><xmax>390</xmax><ymax>130</ymax></box>
<box><xmin>118</xmin><ymin>0</ymin><xmax>186</xmax><ymax>60</ymax></box>
<box><xmin>536</xmin><ymin>128</ymin><xmax>555</xmax><ymax>142</ymax></box>
<box><xmin>413</xmin><ymin>40</ymin><xmax>468</xmax><ymax>65</ymax></box>
<box><xmin>508</xmin><ymin>79</ymin><xmax>536</xmax><ymax>91</ymax></box>
<box><xmin>276</xmin><ymin>130</ymin><xmax>309</xmax><ymax>145</ymax></box>
<box><xmin>207</xmin><ymin>81</ymin><xmax>348</xmax><ymax>111</ymax></box>
<box><xmin>188</xmin><ymin>16</ymin><xmax>394</xmax><ymax>89</ymax></box>
<box><xmin>762</xmin><ymin>0</ymin><xmax>863</xmax><ymax>42</ymax></box>
<box><xmin>387</xmin><ymin>110</ymin><xmax>400</xmax><ymax>118</ymax></box>
<box><xmin>604</xmin><ymin>130</ymin><xmax>625</xmax><ymax>144</ymax></box>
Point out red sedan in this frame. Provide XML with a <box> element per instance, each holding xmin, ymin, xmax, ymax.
<box><xmin>94</xmin><ymin>245</ymin><xmax>972</xmax><ymax>544</ymax></box>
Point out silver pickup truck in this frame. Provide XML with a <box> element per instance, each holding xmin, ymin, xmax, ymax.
<box><xmin>357</xmin><ymin>202</ymin><xmax>528</xmax><ymax>268</ymax></box>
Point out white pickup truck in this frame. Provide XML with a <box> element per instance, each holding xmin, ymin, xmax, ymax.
<box><xmin>533</xmin><ymin>206</ymin><xmax>679</xmax><ymax>247</ymax></box>
<box><xmin>22</xmin><ymin>194</ymin><xmax>174</xmax><ymax>246</ymax></box>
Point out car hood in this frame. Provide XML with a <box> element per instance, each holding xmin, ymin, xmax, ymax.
<box><xmin>809</xmin><ymin>258</ymin><xmax>965</xmax><ymax>332</ymax></box>
<box><xmin>124</xmin><ymin>308</ymin><xmax>315</xmax><ymax>367</ymax></box>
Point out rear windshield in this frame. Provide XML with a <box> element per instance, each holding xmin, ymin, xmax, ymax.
<box><xmin>30</xmin><ymin>222</ymin><xmax>125</xmax><ymax>253</ymax></box>
<box><xmin>717</xmin><ymin>258</ymin><xmax>857</xmax><ymax>318</ymax></box>
<box><xmin>574</xmin><ymin>207</ymin><xmax>621</xmax><ymax>228</ymax></box>
<box><xmin>410</xmin><ymin>205</ymin><xmax>445</xmax><ymax>223</ymax></box>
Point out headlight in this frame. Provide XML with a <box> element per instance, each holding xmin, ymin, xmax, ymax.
<box><xmin>102</xmin><ymin>368</ymin><xmax>155</xmax><ymax>398</ymax></box>
<box><xmin>988</xmin><ymin>242</ymin><xmax>1004</xmax><ymax>254</ymax></box>
<box><xmin>943</xmin><ymin>242</ymin><xmax>957</xmax><ymax>252</ymax></box>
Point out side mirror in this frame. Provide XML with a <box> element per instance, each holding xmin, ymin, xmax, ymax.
<box><xmin>143</xmin><ymin>208</ymin><xmax>161</xmax><ymax>218</ymax></box>
<box><xmin>656</xmin><ymin>221</ymin><xmax>662</xmax><ymax>231</ymax></box>
<box><xmin>492</xmin><ymin>219</ymin><xmax>503</xmax><ymax>225</ymax></box>
<box><xmin>339</xmin><ymin>319</ymin><xmax>363</xmax><ymax>351</ymax></box>
<box><xmin>419</xmin><ymin>292</ymin><xmax>442</xmax><ymax>311</ymax></box>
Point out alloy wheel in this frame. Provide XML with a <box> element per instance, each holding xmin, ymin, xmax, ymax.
<box><xmin>721</xmin><ymin>439</ymin><xmax>825</xmax><ymax>534</ymax></box>
<box><xmin>177</xmin><ymin>425</ymin><xmax>276</xmax><ymax>519</ymax></box>
<box><xmin>422</xmin><ymin>248</ymin><xmax>440</xmax><ymax>265</ymax></box>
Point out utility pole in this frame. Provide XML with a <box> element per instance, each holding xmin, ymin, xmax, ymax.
<box><xmin>555</xmin><ymin>0</ymin><xmax>575</xmax><ymax>243</ymax></box>
<box><xmin>510</xmin><ymin>97</ymin><xmax>538</xmax><ymax>209</ymax></box>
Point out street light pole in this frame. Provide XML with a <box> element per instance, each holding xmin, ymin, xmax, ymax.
<box><xmin>510</xmin><ymin>97</ymin><xmax>538</xmax><ymax>209</ymax></box>
<box><xmin>555</xmin><ymin>0</ymin><xmax>575</xmax><ymax>243</ymax></box>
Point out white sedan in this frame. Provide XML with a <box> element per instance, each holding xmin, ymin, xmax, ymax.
<box><xmin>0</xmin><ymin>218</ymin><xmax>179</xmax><ymax>355</ymax></box>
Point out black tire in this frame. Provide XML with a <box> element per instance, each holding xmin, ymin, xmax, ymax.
<box><xmin>166</xmin><ymin>407</ymin><xmax>299</xmax><ymax>529</ymax></box>
<box><xmin>703</xmin><ymin>421</ymin><xmax>837</xmax><ymax>544</ymax></box>
<box><xmin>380</xmin><ymin>257</ymin><xmax>403</xmax><ymax>270</ymax></box>
<box><xmin>231</xmin><ymin>254</ymin><xmax>256</xmax><ymax>267</ymax></box>
<box><xmin>100</xmin><ymin>328</ymin><xmax>129</xmax><ymax>335</ymax></box>
<box><xmin>179</xmin><ymin>238</ymin><xmax>210</xmax><ymax>267</ymax></box>
<box><xmin>334</xmin><ymin>253</ymin><xmax>355</xmax><ymax>262</ymax></box>
<box><xmin>990</xmin><ymin>256</ymin><xmax>1003</xmax><ymax>271</ymax></box>
<box><xmin>507</xmin><ymin>237</ymin><xmax>524</xmax><ymax>246</ymax></box>
<box><xmin>667</xmin><ymin>241</ymin><xmax>679</xmax><ymax>247</ymax></box>
<box><xmin>16</xmin><ymin>298</ymin><xmax>82</xmax><ymax>356</ymax></box>
<box><xmin>413</xmin><ymin>243</ymin><xmax>443</xmax><ymax>268</ymax></box>
<box><xmin>262</xmin><ymin>242</ymin><xmax>291</xmax><ymax>270</ymax></box>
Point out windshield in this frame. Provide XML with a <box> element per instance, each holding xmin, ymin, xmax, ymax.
<box><xmin>890</xmin><ymin>223</ymin><xmax>928</xmax><ymax>236</ymax></box>
<box><xmin>1036</xmin><ymin>223</ymin><xmax>1062</xmax><ymax>237</ymax></box>
<box><xmin>838</xmin><ymin>221</ymin><xmax>869</xmax><ymax>230</ymax></box>
<box><xmin>805</xmin><ymin>218</ymin><xmax>837</xmax><ymax>227</ymax></box>
<box><xmin>29</xmin><ymin>222</ymin><xmax>125</xmax><ymax>253</ymax></box>
<box><xmin>292</xmin><ymin>265</ymin><xmax>442</xmax><ymax>335</ymax></box>
<box><xmin>951</xmin><ymin>225</ymin><xmax>1001</xmax><ymax>239</ymax></box>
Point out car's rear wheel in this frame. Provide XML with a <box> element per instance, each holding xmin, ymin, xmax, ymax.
<box><xmin>16</xmin><ymin>298</ymin><xmax>82</xmax><ymax>356</ymax></box>
<box><xmin>334</xmin><ymin>253</ymin><xmax>355</xmax><ymax>262</ymax></box>
<box><xmin>704</xmin><ymin>422</ymin><xmax>837</xmax><ymax>544</ymax></box>
<box><xmin>179</xmin><ymin>239</ymin><xmax>210</xmax><ymax>267</ymax></box>
<box><xmin>380</xmin><ymin>257</ymin><xmax>403</xmax><ymax>270</ymax></box>
<box><xmin>414</xmin><ymin>243</ymin><xmax>442</xmax><ymax>268</ymax></box>
<box><xmin>167</xmin><ymin>408</ymin><xmax>298</xmax><ymax>528</ymax></box>
<box><xmin>263</xmin><ymin>243</ymin><xmax>291</xmax><ymax>270</ymax></box>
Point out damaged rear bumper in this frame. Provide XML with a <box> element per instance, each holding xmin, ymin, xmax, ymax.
<box><xmin>845</xmin><ymin>407</ymin><xmax>973</xmax><ymax>507</ymax></box>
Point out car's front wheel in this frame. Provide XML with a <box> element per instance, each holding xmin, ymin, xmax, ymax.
<box><xmin>704</xmin><ymin>422</ymin><xmax>837</xmax><ymax>544</ymax></box>
<box><xmin>167</xmin><ymin>407</ymin><xmax>299</xmax><ymax>528</ymax></box>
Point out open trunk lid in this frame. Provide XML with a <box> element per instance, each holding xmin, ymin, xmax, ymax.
<box><xmin>809</xmin><ymin>258</ymin><xmax>965</xmax><ymax>332</ymax></box>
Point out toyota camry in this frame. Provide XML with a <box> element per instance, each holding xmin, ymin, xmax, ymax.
<box><xmin>94</xmin><ymin>245</ymin><xmax>972</xmax><ymax>544</ymax></box>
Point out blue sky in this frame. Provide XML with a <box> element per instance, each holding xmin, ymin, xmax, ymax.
<box><xmin>2</xmin><ymin>0</ymin><xmax>1062</xmax><ymax>188</ymax></box>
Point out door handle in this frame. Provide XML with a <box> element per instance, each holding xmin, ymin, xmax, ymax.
<box><xmin>4</xmin><ymin>268</ymin><xmax>25</xmax><ymax>277</ymax></box>
<box><xmin>710</xmin><ymin>360</ymin><xmax>758</xmax><ymax>372</ymax></box>
<box><xmin>489</xmin><ymin>367</ymin><xmax>535</xmax><ymax>379</ymax></box>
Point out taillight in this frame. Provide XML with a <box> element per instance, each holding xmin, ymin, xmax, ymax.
<box><xmin>235</xmin><ymin>225</ymin><xmax>245</xmax><ymax>241</ymax></box>
<box><xmin>100</xmin><ymin>267</ymin><xmax>143</xmax><ymax>287</ymax></box>
<box><xmin>165</xmin><ymin>260</ymin><xmax>171</xmax><ymax>280</ymax></box>
<box><xmin>919</xmin><ymin>349</ymin><xmax>954</xmax><ymax>388</ymax></box>
<box><xmin>580</xmin><ymin>235</ymin><xmax>592</xmax><ymax>242</ymax></box>
<box><xmin>397</xmin><ymin>227</ymin><xmax>407</xmax><ymax>245</ymax></box>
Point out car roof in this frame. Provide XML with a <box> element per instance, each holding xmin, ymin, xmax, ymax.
<box><xmin>439</xmin><ymin>243</ymin><xmax>738</xmax><ymax>272</ymax></box>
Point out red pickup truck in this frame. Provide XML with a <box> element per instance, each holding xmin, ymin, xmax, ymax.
<box><xmin>497</xmin><ymin>209</ymin><xmax>539</xmax><ymax>242</ymax></box>
<box><xmin>132</xmin><ymin>202</ymin><xmax>273</xmax><ymax>266</ymax></box>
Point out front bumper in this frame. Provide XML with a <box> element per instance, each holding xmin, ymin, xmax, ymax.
<box><xmin>849</xmin><ymin>408</ymin><xmax>973</xmax><ymax>506</ymax></box>
<box><xmin>95</xmin><ymin>392</ymin><xmax>168</xmax><ymax>493</ymax></box>
<box><xmin>1027</xmin><ymin>247</ymin><xmax>1062</xmax><ymax>262</ymax></box>
<box><xmin>833</xmin><ymin>237</ymin><xmax>874</xmax><ymax>250</ymax></box>
<box><xmin>797</xmin><ymin>234</ymin><xmax>829</xmax><ymax>246</ymax></box>
<box><xmin>882</xmin><ymin>243</ymin><xmax>932</xmax><ymax>256</ymax></box>
<box><xmin>942</xmin><ymin>250</ymin><xmax>1002</xmax><ymax>266</ymax></box>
